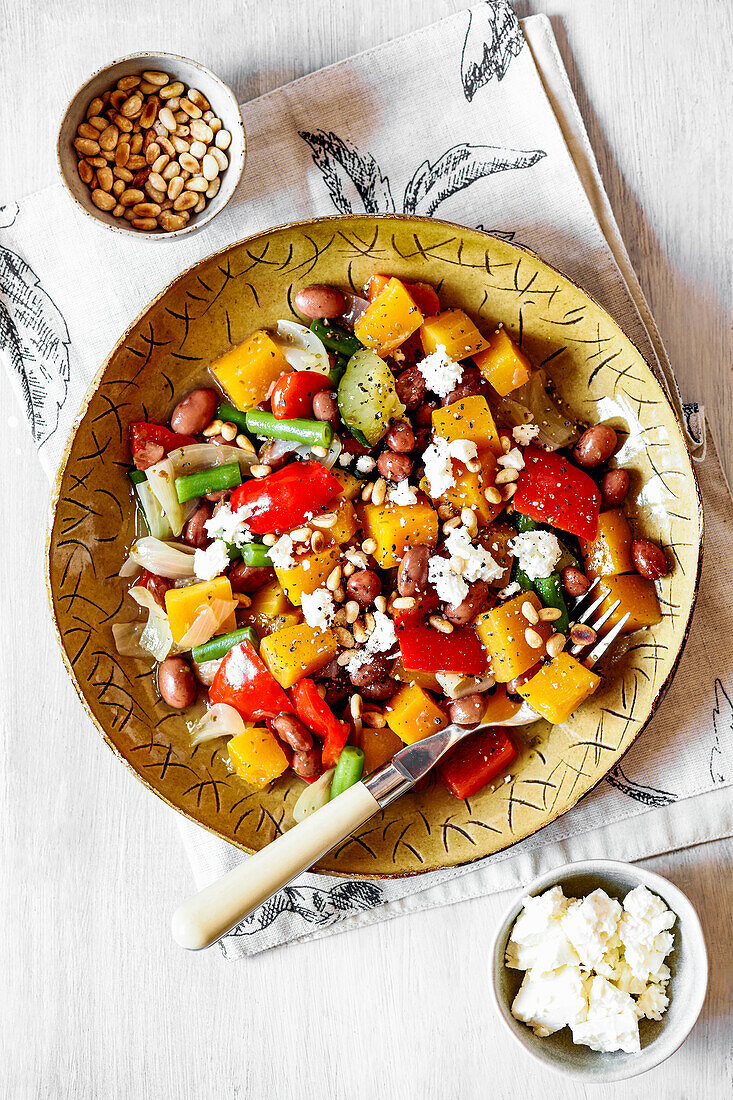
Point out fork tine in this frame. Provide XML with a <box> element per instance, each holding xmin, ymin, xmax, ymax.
<box><xmin>575</xmin><ymin>585</ymin><xmax>610</xmax><ymax>625</ymax></box>
<box><xmin>569</xmin><ymin>599</ymin><xmax>621</xmax><ymax>656</ymax></box>
<box><xmin>584</xmin><ymin>611</ymin><xmax>632</xmax><ymax>666</ymax></box>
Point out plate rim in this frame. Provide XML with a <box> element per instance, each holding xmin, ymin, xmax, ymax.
<box><xmin>45</xmin><ymin>212</ymin><xmax>704</xmax><ymax>878</ymax></box>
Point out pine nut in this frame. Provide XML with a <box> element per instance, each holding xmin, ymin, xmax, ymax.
<box><xmin>235</xmin><ymin>434</ymin><xmax>255</xmax><ymax>453</ymax></box>
<box><xmin>210</xmin><ymin>147</ymin><xmax>229</xmax><ymax>171</ymax></box>
<box><xmin>484</xmin><ymin>486</ymin><xmax>502</xmax><ymax>504</ymax></box>
<box><xmin>335</xmin><ymin>628</ymin><xmax>355</xmax><ymax>649</ymax></box>
<box><xmin>203</xmin><ymin>419</ymin><xmax>223</xmax><ymax>437</ymax></box>
<box><xmin>466</xmin><ymin>458</ymin><xmax>482</xmax><ymax>473</ymax></box>
<box><xmin>205</xmin><ymin>177</ymin><xmax>221</xmax><ymax>201</ymax></box>
<box><xmin>145</xmin><ymin>141</ymin><xmax>161</xmax><ymax>165</ymax></box>
<box><xmin>209</xmin><ymin>116</ymin><xmax>223</xmax><ymax>133</ymax></box>
<box><xmin>218</xmin><ymin>421</ymin><xmax>237</xmax><ymax>442</ymax></box>
<box><xmin>132</xmin><ymin>202</ymin><xmax>161</xmax><ymax>217</ymax></box>
<box><xmin>86</xmin><ymin>96</ymin><xmax>104</xmax><ymax>118</ymax></box>
<box><xmin>159</xmin><ymin>106</ymin><xmax>177</xmax><ymax>131</ymax></box>
<box><xmin>87</xmin><ymin>115</ymin><xmax>108</xmax><ymax>131</ymax></box>
<box><xmin>546</xmin><ymin>633</ymin><xmax>565</xmax><ymax>657</ymax></box>
<box><xmin>350</xmin><ymin>693</ymin><xmax>363</xmax><ymax>721</ymax></box>
<box><xmin>109</xmin><ymin>109</ymin><xmax>133</xmax><ymax>133</ymax></box>
<box><xmin>429</xmin><ymin>615</ymin><xmax>454</xmax><ymax>634</ymax></box>
<box><xmin>326</xmin><ymin>565</ymin><xmax>342</xmax><ymax>592</ymax></box>
<box><xmin>173</xmin><ymin>191</ymin><xmax>199</xmax><ymax>212</ymax></box>
<box><xmin>495</xmin><ymin>468</ymin><xmax>519</xmax><ymax>485</ymax></box>
<box><xmin>120</xmin><ymin>93</ymin><xmax>143</xmax><ymax>118</ymax></box>
<box><xmin>570</xmin><ymin>623</ymin><xmax>597</xmax><ymax>646</ymax></box>
<box><xmin>78</xmin><ymin>161</ymin><xmax>93</xmax><ymax>184</ymax></box>
<box><xmin>171</xmin><ymin>136</ymin><xmax>190</xmax><ymax>153</ymax></box>
<box><xmin>179</xmin><ymin>152</ymin><xmax>200</xmax><ymax>173</ymax></box>
<box><xmin>375</xmin><ymin>595</ymin><xmax>387</xmax><ymax>613</ymax></box>
<box><xmin>112</xmin><ymin>180</ymin><xmax>125</xmax><ymax>197</ymax></box>
<box><xmin>345</xmin><ymin>600</ymin><xmax>360</xmax><ymax>624</ymax></box>
<box><xmin>525</xmin><ymin>627</ymin><xmax>544</xmax><ymax>649</ymax></box>
<box><xmin>140</xmin><ymin>97</ymin><xmax>159</xmax><ymax>129</ymax></box>
<box><xmin>158</xmin><ymin>211</ymin><xmax>187</xmax><ymax>232</ymax></box>
<box><xmin>142</xmin><ymin>71</ymin><xmax>170</xmax><ymax>86</ymax></box>
<box><xmin>361</xmin><ymin>538</ymin><xmax>377</xmax><ymax>556</ymax></box>
<box><xmin>363</xmin><ymin>710</ymin><xmax>387</xmax><ymax>728</ymax></box>
<box><xmin>180</xmin><ymin>97</ymin><xmax>202</xmax><ymax>119</ymax></box>
<box><xmin>91</xmin><ymin>189</ymin><xmax>115</xmax><ymax>211</ymax></box>
<box><xmin>188</xmin><ymin>88</ymin><xmax>210</xmax><ymax>111</ymax></box>
<box><xmin>162</xmin><ymin>161</ymin><xmax>181</xmax><ymax>181</ymax></box>
<box><xmin>74</xmin><ymin>137</ymin><xmax>100</xmax><ymax>156</ymax></box>
<box><xmin>361</xmin><ymin>482</ymin><xmax>374</xmax><ymax>502</ymax></box>
<box><xmin>353</xmin><ymin>622</ymin><xmax>369</xmax><ymax>644</ymax></box>
<box><xmin>311</xmin><ymin>512</ymin><xmax>337</xmax><ymax>529</ymax></box>
<box><xmin>186</xmin><ymin>176</ymin><xmax>209</xmax><ymax>193</ymax></box>
<box><xmin>119</xmin><ymin>188</ymin><xmax>144</xmax><ymax>207</ymax></box>
<box><xmin>337</xmin><ymin>652</ymin><xmax>353</xmax><ymax>667</ymax></box>
<box><xmin>392</xmin><ymin>596</ymin><xmax>416</xmax><ymax>610</ymax></box>
<box><xmin>262</xmin><ymin>533</ymin><xmax>277</xmax><ymax>546</ymax></box>
<box><xmin>152</xmin><ymin>154</ymin><xmax>169</xmax><ymax>173</ymax></box>
<box><xmin>539</xmin><ymin>607</ymin><xmax>563</xmax><ymax>622</ymax></box>
<box><xmin>145</xmin><ymin>182</ymin><xmax>167</xmax><ymax>204</ymax></box>
<box><xmin>190</xmin><ymin>140</ymin><xmax>207</xmax><ymax>159</ymax></box>
<box><xmin>372</xmin><ymin>478</ymin><xmax>387</xmax><ymax>506</ymax></box>
<box><xmin>310</xmin><ymin>531</ymin><xmax>325</xmax><ymax>553</ymax></box>
<box><xmin>112</xmin><ymin>203</ymin><xmax>125</xmax><ymax>217</ymax></box>
<box><xmin>190</xmin><ymin>119</ymin><xmax>214</xmax><ymax>143</ymax></box>
<box><xmin>148</xmin><ymin>171</ymin><xmax>167</xmax><ymax>192</ymax></box>
<box><xmin>77</xmin><ymin>121</ymin><xmax>100</xmax><ymax>140</ymax></box>
<box><xmin>501</xmin><ymin>483</ymin><xmax>517</xmax><ymax>501</ymax></box>
<box><xmin>215</xmin><ymin>128</ymin><xmax>232</xmax><ymax>150</ymax></box>
<box><xmin>131</xmin><ymin>217</ymin><xmax>157</xmax><ymax>230</ymax></box>
<box><xmin>250</xmin><ymin>464</ymin><xmax>271</xmax><ymax>478</ymax></box>
<box><xmin>159</xmin><ymin>81</ymin><xmax>185</xmax><ymax>99</ymax></box>
<box><xmin>522</xmin><ymin>600</ymin><xmax>539</xmax><ymax>625</ymax></box>
<box><xmin>343</xmin><ymin>562</ymin><xmax>355</xmax><ymax>578</ymax></box>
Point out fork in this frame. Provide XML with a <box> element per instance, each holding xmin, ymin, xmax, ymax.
<box><xmin>171</xmin><ymin>580</ymin><xmax>629</xmax><ymax>950</ymax></box>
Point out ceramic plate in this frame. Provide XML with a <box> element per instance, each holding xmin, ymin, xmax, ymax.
<box><xmin>46</xmin><ymin>215</ymin><xmax>702</xmax><ymax>876</ymax></box>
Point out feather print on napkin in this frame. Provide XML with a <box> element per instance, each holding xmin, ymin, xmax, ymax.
<box><xmin>0</xmin><ymin>208</ymin><xmax>70</xmax><ymax>448</ymax></box>
<box><xmin>300</xmin><ymin>132</ymin><xmax>546</xmax><ymax>217</ymax></box>
<box><xmin>461</xmin><ymin>0</ymin><xmax>525</xmax><ymax>101</ymax></box>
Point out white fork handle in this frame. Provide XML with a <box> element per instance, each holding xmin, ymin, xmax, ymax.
<box><xmin>171</xmin><ymin>782</ymin><xmax>380</xmax><ymax>950</ymax></box>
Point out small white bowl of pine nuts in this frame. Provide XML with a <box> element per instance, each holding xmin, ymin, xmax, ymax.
<box><xmin>57</xmin><ymin>52</ymin><xmax>246</xmax><ymax>238</ymax></box>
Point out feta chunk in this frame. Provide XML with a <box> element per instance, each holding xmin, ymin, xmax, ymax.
<box><xmin>428</xmin><ymin>556</ymin><xmax>468</xmax><ymax>606</ymax></box>
<box><xmin>506</xmin><ymin>885</ymin><xmax>579</xmax><ymax>973</ymax></box>
<box><xmin>635</xmin><ymin>982</ymin><xmax>669</xmax><ymax>1021</ymax></box>
<box><xmin>300</xmin><ymin>587</ymin><xmax>335</xmax><ymax>632</ymax></box>
<box><xmin>448</xmin><ymin>438</ymin><xmax>479</xmax><ymax>465</ymax></box>
<box><xmin>571</xmin><ymin>976</ymin><xmax>640</xmax><ymax>1054</ymax></box>
<box><xmin>268</xmin><ymin>533</ymin><xmax>297</xmax><ymax>569</ymax></box>
<box><xmin>204</xmin><ymin>503</ymin><xmax>251</xmax><ymax>548</ymax></box>
<box><xmin>497</xmin><ymin>446</ymin><xmax>525</xmax><ymax>471</ymax></box>
<box><xmin>388</xmin><ymin>480</ymin><xmax>418</xmax><ymax>506</ymax></box>
<box><xmin>512</xmin><ymin>422</ymin><xmax>540</xmax><ymax>445</ymax></box>
<box><xmin>512</xmin><ymin>966</ymin><xmax>588</xmax><ymax>1037</ymax></box>
<box><xmin>422</xmin><ymin>436</ymin><xmax>455</xmax><ymax>498</ymax></box>
<box><xmin>508</xmin><ymin>530</ymin><xmax>563</xmax><ymax>581</ymax></box>
<box><xmin>561</xmin><ymin>889</ymin><xmax>622</xmax><ymax>971</ymax></box>
<box><xmin>416</xmin><ymin>343</ymin><xmax>463</xmax><ymax>397</ymax></box>
<box><xmin>193</xmin><ymin>539</ymin><xmax>230</xmax><ymax>581</ymax></box>
<box><xmin>356</xmin><ymin>456</ymin><xmax>376</xmax><ymax>474</ymax></box>
<box><xmin>365</xmin><ymin>610</ymin><xmax>397</xmax><ymax>655</ymax></box>
<box><xmin>444</xmin><ymin>524</ymin><xmax>503</xmax><ymax>584</ymax></box>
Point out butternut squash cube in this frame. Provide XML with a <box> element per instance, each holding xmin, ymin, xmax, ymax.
<box><xmin>583</xmin><ymin>509</ymin><xmax>634</xmax><ymax>577</ymax></box>
<box><xmin>393</xmin><ymin>660</ymin><xmax>442</xmax><ymax>692</ymax></box>
<box><xmin>473</xmin><ymin>326</ymin><xmax>532</xmax><ymax>396</ymax></box>
<box><xmin>385</xmin><ymin>683</ymin><xmax>447</xmax><ymax>745</ymax></box>
<box><xmin>517</xmin><ymin>652</ymin><xmax>601</xmax><ymax>725</ymax></box>
<box><xmin>164</xmin><ymin>576</ymin><xmax>236</xmax><ymax>644</ymax></box>
<box><xmin>354</xmin><ymin>278</ymin><xmax>424</xmax><ymax>355</ymax></box>
<box><xmin>420</xmin><ymin>309</ymin><xmax>490</xmax><ymax>360</ymax></box>
<box><xmin>227</xmin><ymin>726</ymin><xmax>289</xmax><ymax>790</ymax></box>
<box><xmin>325</xmin><ymin>499</ymin><xmax>360</xmax><ymax>546</ymax></box>
<box><xmin>358</xmin><ymin>500</ymin><xmax>439</xmax><ymax>568</ymax></box>
<box><xmin>274</xmin><ymin>544</ymin><xmax>340</xmax><ymax>607</ymax></box>
<box><xmin>438</xmin><ymin>453</ymin><xmax>503</xmax><ymax>527</ymax></box>
<box><xmin>353</xmin><ymin>724</ymin><xmax>404</xmax><ymax>776</ymax></box>
<box><xmin>241</xmin><ymin>579</ymin><xmax>299</xmax><ymax>637</ymax></box>
<box><xmin>596</xmin><ymin>574</ymin><xmax>662</xmax><ymax>633</ymax></box>
<box><xmin>432</xmin><ymin>395</ymin><xmax>502</xmax><ymax>456</ymax></box>
<box><xmin>211</xmin><ymin>330</ymin><xmax>289</xmax><ymax>411</ymax></box>
<box><xmin>474</xmin><ymin>592</ymin><xmax>552</xmax><ymax>682</ymax></box>
<box><xmin>331</xmin><ymin>469</ymin><xmax>363</xmax><ymax>501</ymax></box>
<box><xmin>260</xmin><ymin>622</ymin><xmax>337</xmax><ymax>689</ymax></box>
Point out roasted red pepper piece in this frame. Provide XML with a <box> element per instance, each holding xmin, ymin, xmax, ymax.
<box><xmin>398</xmin><ymin>624</ymin><xmax>487</xmax><ymax>674</ymax></box>
<box><xmin>230</xmin><ymin>460</ymin><xmax>343</xmax><ymax>534</ymax></box>
<box><xmin>209</xmin><ymin>641</ymin><xmax>293</xmax><ymax>721</ymax></box>
<box><xmin>513</xmin><ymin>446</ymin><xmax>601</xmax><ymax>540</ymax></box>
<box><xmin>440</xmin><ymin>728</ymin><xmax>517</xmax><ymax>799</ymax></box>
<box><xmin>392</xmin><ymin>591</ymin><xmax>440</xmax><ymax>631</ymax></box>
<box><xmin>129</xmin><ymin>422</ymin><xmax>196</xmax><ymax>470</ymax></box>
<box><xmin>290</xmin><ymin>679</ymin><xmax>350</xmax><ymax>768</ymax></box>
<box><xmin>270</xmin><ymin>370</ymin><xmax>330</xmax><ymax>420</ymax></box>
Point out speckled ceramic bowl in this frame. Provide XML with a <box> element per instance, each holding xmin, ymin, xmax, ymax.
<box><xmin>46</xmin><ymin>215</ymin><xmax>702</xmax><ymax>876</ymax></box>
<box><xmin>57</xmin><ymin>51</ymin><xmax>245</xmax><ymax>239</ymax></box>
<box><xmin>489</xmin><ymin>860</ymin><xmax>708</xmax><ymax>1082</ymax></box>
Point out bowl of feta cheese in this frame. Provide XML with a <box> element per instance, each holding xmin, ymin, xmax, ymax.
<box><xmin>490</xmin><ymin>860</ymin><xmax>708</xmax><ymax>1081</ymax></box>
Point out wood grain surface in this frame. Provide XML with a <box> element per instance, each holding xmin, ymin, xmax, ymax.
<box><xmin>1</xmin><ymin>2</ymin><xmax>731</xmax><ymax>1099</ymax></box>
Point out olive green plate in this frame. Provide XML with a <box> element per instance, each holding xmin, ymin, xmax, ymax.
<box><xmin>46</xmin><ymin>215</ymin><xmax>702</xmax><ymax>877</ymax></box>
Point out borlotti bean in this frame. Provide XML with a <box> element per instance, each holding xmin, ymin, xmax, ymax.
<box><xmin>73</xmin><ymin>69</ymin><xmax>234</xmax><ymax>232</ymax></box>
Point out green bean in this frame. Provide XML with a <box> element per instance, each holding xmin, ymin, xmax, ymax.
<box><xmin>191</xmin><ymin>626</ymin><xmax>259</xmax><ymax>665</ymax></box>
<box><xmin>127</xmin><ymin>467</ymin><xmax>148</xmax><ymax>485</ymax></box>
<box><xmin>329</xmin><ymin>746</ymin><xmax>365</xmax><ymax>800</ymax></box>
<box><xmin>174</xmin><ymin>461</ymin><xmax>242</xmax><ymax>503</ymax></box>
<box><xmin>310</xmin><ymin>319</ymin><xmax>363</xmax><ymax>359</ymax></box>
<box><xmin>511</xmin><ymin>560</ymin><xmax>534</xmax><ymax>592</ymax></box>
<box><xmin>245</xmin><ymin>409</ymin><xmax>333</xmax><ymax>449</ymax></box>
<box><xmin>514</xmin><ymin>511</ymin><xmax>539</xmax><ymax>533</ymax></box>
<box><xmin>216</xmin><ymin>403</ymin><xmax>249</xmax><ymax>434</ymax></box>
<box><xmin>327</xmin><ymin>354</ymin><xmax>349</xmax><ymax>389</ymax></box>
<box><xmin>241</xmin><ymin>543</ymin><xmax>272</xmax><ymax>568</ymax></box>
<box><xmin>533</xmin><ymin>572</ymin><xmax>570</xmax><ymax>634</ymax></box>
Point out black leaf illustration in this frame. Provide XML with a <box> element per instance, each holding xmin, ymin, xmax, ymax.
<box><xmin>299</xmin><ymin>129</ymin><xmax>395</xmax><ymax>214</ymax></box>
<box><xmin>604</xmin><ymin>762</ymin><xmax>677</xmax><ymax>807</ymax></box>
<box><xmin>461</xmin><ymin>0</ymin><xmax>525</xmax><ymax>102</ymax></box>
<box><xmin>226</xmin><ymin>879</ymin><xmax>384</xmax><ymax>939</ymax></box>
<box><xmin>403</xmin><ymin>143</ymin><xmax>546</xmax><ymax>217</ymax></box>
<box><xmin>476</xmin><ymin>225</ymin><xmax>516</xmax><ymax>241</ymax></box>
<box><xmin>0</xmin><ymin>245</ymin><xmax>70</xmax><ymax>446</ymax></box>
<box><xmin>709</xmin><ymin>678</ymin><xmax>733</xmax><ymax>784</ymax></box>
<box><xmin>0</xmin><ymin>202</ymin><xmax>19</xmax><ymax>229</ymax></box>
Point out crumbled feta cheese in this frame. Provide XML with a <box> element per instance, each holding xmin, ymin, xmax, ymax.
<box><xmin>497</xmin><ymin>446</ymin><xmax>525</xmax><ymax>471</ymax></box>
<box><xmin>223</xmin><ymin>642</ymin><xmax>250</xmax><ymax>688</ymax></box>
<box><xmin>444</xmin><ymin>524</ymin><xmax>503</xmax><ymax>584</ymax></box>
<box><xmin>509</xmin><ymin>530</ymin><xmax>563</xmax><ymax>581</ymax></box>
<box><xmin>448</xmin><ymin>439</ymin><xmax>479</xmax><ymax>465</ymax></box>
<box><xmin>193</xmin><ymin>539</ymin><xmax>230</xmax><ymax>581</ymax></box>
<box><xmin>416</xmin><ymin>343</ymin><xmax>463</xmax><ymax>397</ymax></box>
<box><xmin>338</xmin><ymin>452</ymin><xmax>354</xmax><ymax>467</ymax></box>
<box><xmin>268</xmin><ymin>533</ymin><xmax>297</xmax><ymax>569</ymax></box>
<box><xmin>356</xmin><ymin>456</ymin><xmax>376</xmax><ymax>474</ymax></box>
<box><xmin>365</xmin><ymin>610</ymin><xmax>397</xmax><ymax>655</ymax></box>
<box><xmin>561</xmin><ymin>890</ymin><xmax>622</xmax><ymax>971</ymax></box>
<box><xmin>507</xmin><ymin>884</ymin><xmax>675</xmax><ymax>1055</ymax></box>
<box><xmin>346</xmin><ymin>650</ymin><xmax>371</xmax><ymax>676</ymax></box>
<box><xmin>512</xmin><ymin>422</ymin><xmax>540</xmax><ymax>445</ymax></box>
<box><xmin>300</xmin><ymin>587</ymin><xmax>335</xmax><ymax>632</ymax></box>
<box><xmin>422</xmin><ymin>436</ymin><xmax>455</xmax><ymax>498</ymax></box>
<box><xmin>388</xmin><ymin>480</ymin><xmax>418</xmax><ymax>505</ymax></box>
<box><xmin>571</xmin><ymin>976</ymin><xmax>640</xmax><ymax>1054</ymax></box>
<box><xmin>428</xmin><ymin>556</ymin><xmax>468</xmax><ymax>606</ymax></box>
<box><xmin>512</xmin><ymin>966</ymin><xmax>588</xmax><ymax>1038</ymax></box>
<box><xmin>204</xmin><ymin>503</ymin><xmax>251</xmax><ymax>548</ymax></box>
<box><xmin>498</xmin><ymin>580</ymin><xmax>520</xmax><ymax>600</ymax></box>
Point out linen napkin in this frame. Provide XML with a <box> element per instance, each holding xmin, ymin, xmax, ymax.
<box><xmin>2</xmin><ymin>1</ymin><xmax>731</xmax><ymax>958</ymax></box>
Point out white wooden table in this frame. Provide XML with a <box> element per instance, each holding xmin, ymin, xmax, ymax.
<box><xmin>1</xmin><ymin>3</ymin><xmax>731</xmax><ymax>1098</ymax></box>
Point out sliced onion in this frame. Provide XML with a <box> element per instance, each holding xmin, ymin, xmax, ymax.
<box><xmin>177</xmin><ymin>598</ymin><xmax>238</xmax><ymax>650</ymax></box>
<box><xmin>112</xmin><ymin>621</ymin><xmax>147</xmax><ymax>658</ymax></box>
<box><xmin>292</xmin><ymin>768</ymin><xmax>336</xmax><ymax>824</ymax></box>
<box><xmin>129</xmin><ymin>537</ymin><xmax>196</xmax><ymax>579</ymax></box>
<box><xmin>497</xmin><ymin>370</ymin><xmax>578</xmax><ymax>452</ymax></box>
<box><xmin>192</xmin><ymin>656</ymin><xmax>223</xmax><ymax>687</ymax></box>
<box><xmin>119</xmin><ymin>554</ymin><xmax>139</xmax><ymax>578</ymax></box>
<box><xmin>295</xmin><ymin>436</ymin><xmax>343</xmax><ymax>469</ymax></box>
<box><xmin>264</xmin><ymin>438</ymin><xmax>301</xmax><ymax>463</ymax></box>
<box><xmin>129</xmin><ymin>585</ymin><xmax>173</xmax><ymax>661</ymax></box>
<box><xmin>338</xmin><ymin>292</ymin><xmax>370</xmax><ymax>328</ymax></box>
<box><xmin>166</xmin><ymin>443</ymin><xmax>257</xmax><ymax>477</ymax></box>
<box><xmin>275</xmin><ymin>320</ymin><xmax>330</xmax><ymax>375</ymax></box>
<box><xmin>187</xmin><ymin>702</ymin><xmax>244</xmax><ymax>747</ymax></box>
<box><xmin>145</xmin><ymin>456</ymin><xmax>184</xmax><ymax>535</ymax></box>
